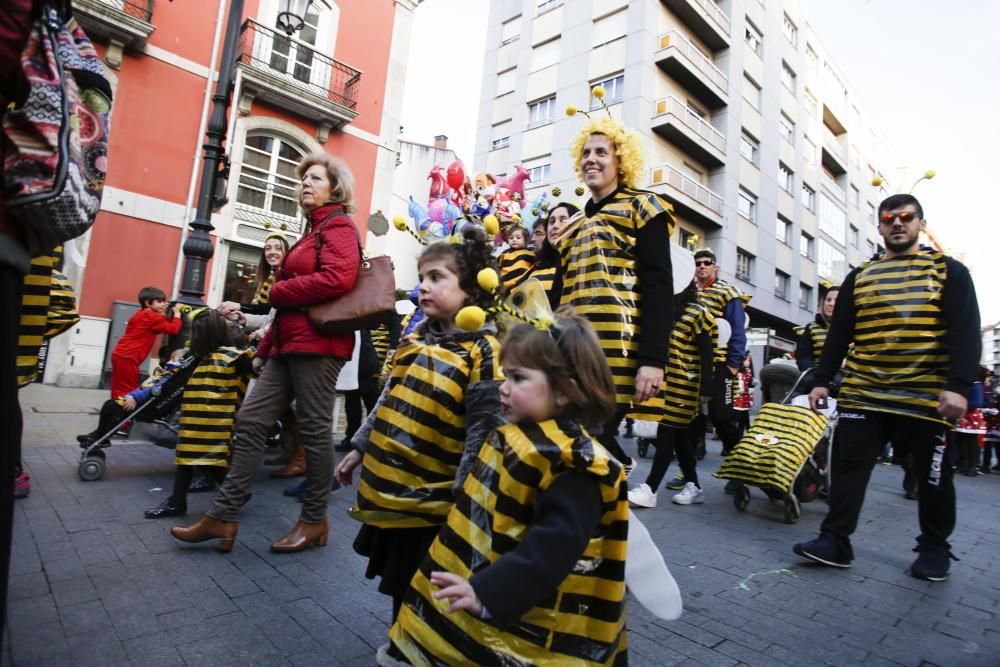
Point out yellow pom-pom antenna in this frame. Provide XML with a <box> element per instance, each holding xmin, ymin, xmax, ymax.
<box><xmin>511</xmin><ymin>213</ymin><xmax>522</xmax><ymax>224</ymax></box>
<box><xmin>551</xmin><ymin>187</ymin><xmax>561</xmax><ymax>197</ymax></box>
<box><xmin>871</xmin><ymin>176</ymin><xmax>884</xmax><ymax>187</ymax></box>
<box><xmin>575</xmin><ymin>186</ymin><xmax>585</xmax><ymax>197</ymax></box>
<box><xmin>591</xmin><ymin>85</ymin><xmax>605</xmax><ymax>100</ymax></box>
<box><xmin>477</xmin><ymin>268</ymin><xmax>500</xmax><ymax>292</ymax></box>
<box><xmin>540</xmin><ymin>202</ymin><xmax>549</xmax><ymax>211</ymax></box>
<box><xmin>565</xmin><ymin>104</ymin><xmax>577</xmax><ymax>117</ymax></box>
<box><xmin>392</xmin><ymin>215</ymin><xmax>408</xmax><ymax>231</ymax></box>
<box><xmin>455</xmin><ymin>306</ymin><xmax>487</xmax><ymax>332</ymax></box>
<box><xmin>924</xmin><ymin>169</ymin><xmax>936</xmax><ymax>180</ymax></box>
<box><xmin>483</xmin><ymin>215</ymin><xmax>499</xmax><ymax>236</ymax></box>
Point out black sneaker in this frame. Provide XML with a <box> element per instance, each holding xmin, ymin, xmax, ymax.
<box><xmin>144</xmin><ymin>498</ymin><xmax>187</xmax><ymax>519</ymax></box>
<box><xmin>793</xmin><ymin>534</ymin><xmax>852</xmax><ymax>568</ymax></box>
<box><xmin>910</xmin><ymin>545</ymin><xmax>957</xmax><ymax>582</ymax></box>
<box><xmin>187</xmin><ymin>476</ymin><xmax>215</xmax><ymax>493</ymax></box>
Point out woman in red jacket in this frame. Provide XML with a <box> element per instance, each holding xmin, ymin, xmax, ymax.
<box><xmin>172</xmin><ymin>153</ymin><xmax>361</xmax><ymax>553</ymax></box>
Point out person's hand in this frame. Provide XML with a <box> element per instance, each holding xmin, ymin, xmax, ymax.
<box><xmin>252</xmin><ymin>356</ymin><xmax>267</xmax><ymax>376</ymax></box>
<box><xmin>634</xmin><ymin>365</ymin><xmax>663</xmax><ymax>404</ymax></box>
<box><xmin>248</xmin><ymin>329</ymin><xmax>263</xmax><ymax>343</ymax></box>
<box><xmin>122</xmin><ymin>395</ymin><xmax>137</xmax><ymax>412</ymax></box>
<box><xmin>335</xmin><ymin>449</ymin><xmax>363</xmax><ymax>486</ymax></box>
<box><xmin>218</xmin><ymin>301</ymin><xmax>240</xmax><ymax>317</ymax></box>
<box><xmin>937</xmin><ymin>391</ymin><xmax>968</xmax><ymax>420</ymax></box>
<box><xmin>170</xmin><ymin>304</ymin><xmax>182</xmax><ymax>319</ymax></box>
<box><xmin>808</xmin><ymin>386</ymin><xmax>829</xmax><ymax>412</ymax></box>
<box><xmin>431</xmin><ymin>571</ymin><xmax>483</xmax><ymax>616</ymax></box>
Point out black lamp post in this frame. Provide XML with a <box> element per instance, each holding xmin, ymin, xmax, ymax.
<box><xmin>176</xmin><ymin>0</ymin><xmax>312</xmax><ymax>304</ymax></box>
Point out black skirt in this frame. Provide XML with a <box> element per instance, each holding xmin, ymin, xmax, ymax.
<box><xmin>353</xmin><ymin>524</ymin><xmax>440</xmax><ymax>598</ymax></box>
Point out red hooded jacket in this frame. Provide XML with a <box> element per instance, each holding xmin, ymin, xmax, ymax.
<box><xmin>257</xmin><ymin>204</ymin><xmax>361</xmax><ymax>359</ymax></box>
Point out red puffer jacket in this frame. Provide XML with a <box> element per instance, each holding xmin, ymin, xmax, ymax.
<box><xmin>257</xmin><ymin>204</ymin><xmax>361</xmax><ymax>358</ymax></box>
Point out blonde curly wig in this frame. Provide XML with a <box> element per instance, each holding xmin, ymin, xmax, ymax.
<box><xmin>570</xmin><ymin>116</ymin><xmax>645</xmax><ymax>191</ymax></box>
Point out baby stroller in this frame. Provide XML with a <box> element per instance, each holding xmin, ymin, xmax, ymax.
<box><xmin>78</xmin><ymin>356</ymin><xmax>199</xmax><ymax>481</ymax></box>
<box><xmin>715</xmin><ymin>367</ymin><xmax>836</xmax><ymax>523</ymax></box>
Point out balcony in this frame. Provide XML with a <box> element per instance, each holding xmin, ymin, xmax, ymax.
<box><xmin>659</xmin><ymin>0</ymin><xmax>730</xmax><ymax>51</ymax></box>
<box><xmin>821</xmin><ymin>172</ymin><xmax>847</xmax><ymax>204</ymax></box>
<box><xmin>650</xmin><ymin>164</ymin><xmax>723</xmax><ymax>228</ymax></box>
<box><xmin>236</xmin><ymin>19</ymin><xmax>361</xmax><ymax>139</ymax></box>
<box><xmin>72</xmin><ymin>0</ymin><xmax>155</xmax><ymax>65</ymax></box>
<box><xmin>651</xmin><ymin>96</ymin><xmax>725</xmax><ymax>167</ymax></box>
<box><xmin>655</xmin><ymin>31</ymin><xmax>728</xmax><ymax>109</ymax></box>
<box><xmin>821</xmin><ymin>125</ymin><xmax>848</xmax><ymax>175</ymax></box>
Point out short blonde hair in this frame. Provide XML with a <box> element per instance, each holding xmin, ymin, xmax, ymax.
<box><xmin>296</xmin><ymin>152</ymin><xmax>356</xmax><ymax>213</ymax></box>
<box><xmin>570</xmin><ymin>117</ymin><xmax>645</xmax><ymax>190</ymax></box>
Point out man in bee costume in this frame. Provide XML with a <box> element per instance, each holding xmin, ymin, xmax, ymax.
<box><xmin>794</xmin><ymin>194</ymin><xmax>981</xmax><ymax>581</ymax></box>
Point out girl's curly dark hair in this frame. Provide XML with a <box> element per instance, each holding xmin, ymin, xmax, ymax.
<box><xmin>418</xmin><ymin>225</ymin><xmax>500</xmax><ymax>311</ymax></box>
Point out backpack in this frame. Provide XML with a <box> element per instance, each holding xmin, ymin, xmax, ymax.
<box><xmin>2</xmin><ymin>3</ymin><xmax>113</xmax><ymax>256</ymax></box>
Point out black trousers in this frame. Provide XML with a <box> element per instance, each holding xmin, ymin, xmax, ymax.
<box><xmin>2</xmin><ymin>265</ymin><xmax>25</xmax><ymax>637</ymax></box>
<box><xmin>342</xmin><ymin>375</ymin><xmax>379</xmax><ymax>444</ymax></box>
<box><xmin>644</xmin><ymin>424</ymin><xmax>699</xmax><ymax>490</ymax></box>
<box><xmin>821</xmin><ymin>410</ymin><xmax>954</xmax><ymax>549</ymax></box>
<box><xmin>170</xmin><ymin>464</ymin><xmax>227</xmax><ymax>507</ymax></box>
<box><xmin>709</xmin><ymin>364</ymin><xmax>745</xmax><ymax>455</ymax></box>
<box><xmin>596</xmin><ymin>408</ymin><xmax>632</xmax><ymax>466</ymax></box>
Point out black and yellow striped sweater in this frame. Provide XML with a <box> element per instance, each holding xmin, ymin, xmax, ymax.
<box><xmin>816</xmin><ymin>248</ymin><xmax>981</xmax><ymax>424</ymax></box>
<box><xmin>497</xmin><ymin>247</ymin><xmax>535</xmax><ymax>291</ymax></box>
<box><xmin>794</xmin><ymin>315</ymin><xmax>829</xmax><ymax>372</ymax></box>
<box><xmin>17</xmin><ymin>247</ymin><xmax>79</xmax><ymax>387</ymax></box>
<box><xmin>694</xmin><ymin>278</ymin><xmax>749</xmax><ymax>366</ymax></box>
<box><xmin>351</xmin><ymin>321</ymin><xmax>503</xmax><ymax>529</ymax></box>
<box><xmin>559</xmin><ymin>187</ymin><xmax>675</xmax><ymax>409</ymax></box>
<box><xmin>174</xmin><ymin>347</ymin><xmax>253</xmax><ymax>467</ymax></box>
<box><xmin>390</xmin><ymin>419</ymin><xmax>628</xmax><ymax>667</ymax></box>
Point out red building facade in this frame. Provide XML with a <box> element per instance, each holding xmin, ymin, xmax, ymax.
<box><xmin>46</xmin><ymin>0</ymin><xmax>414</xmax><ymax>387</ymax></box>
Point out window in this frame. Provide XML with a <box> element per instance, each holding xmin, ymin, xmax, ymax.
<box><xmin>739</xmin><ymin>130</ymin><xmax>759</xmax><ymax>165</ymax></box>
<box><xmin>804</xmin><ymin>89</ymin><xmax>818</xmax><ymax>116</ymax></box>
<box><xmin>530</xmin><ymin>39</ymin><xmax>560</xmax><ymax>72</ymax></box>
<box><xmin>736</xmin><ymin>249</ymin><xmax>755</xmax><ymax>283</ymax></box>
<box><xmin>236</xmin><ymin>133</ymin><xmax>304</xmax><ymax>222</ymax></box>
<box><xmin>849</xmin><ymin>224</ymin><xmax>859</xmax><ymax>247</ymax></box>
<box><xmin>801</xmin><ymin>184</ymin><xmax>815</xmax><ymax>212</ymax></box>
<box><xmin>267</xmin><ymin>4</ymin><xmax>323</xmax><ymax>85</ymax></box>
<box><xmin>591</xmin><ymin>73</ymin><xmax>624</xmax><ymax>107</ymax></box>
<box><xmin>866</xmin><ymin>202</ymin><xmax>876</xmax><ymax>224</ymax></box>
<box><xmin>803</xmin><ymin>135</ymin><xmax>818</xmax><ymax>165</ymax></box>
<box><xmin>678</xmin><ymin>228</ymin><xmax>695</xmax><ymax>248</ymax></box>
<box><xmin>782</xmin><ymin>13</ymin><xmax>797</xmax><ymax>46</ymax></box>
<box><xmin>526</xmin><ymin>163</ymin><xmax>551</xmax><ymax>185</ymax></box>
<box><xmin>495</xmin><ymin>68</ymin><xmax>516</xmax><ymax>96</ymax></box>
<box><xmin>743</xmin><ymin>73</ymin><xmax>761</xmax><ymax>111</ymax></box>
<box><xmin>778</xmin><ymin>163</ymin><xmax>793</xmax><ymax>193</ymax></box>
<box><xmin>781</xmin><ymin>61</ymin><xmax>796</xmax><ymax>93</ymax></box>
<box><xmin>775</xmin><ymin>270</ymin><xmax>790</xmax><ymax>301</ymax></box>
<box><xmin>491</xmin><ymin>136</ymin><xmax>510</xmax><ymax>150</ymax></box>
<box><xmin>866</xmin><ymin>239</ymin><xmax>876</xmax><ymax>256</ymax></box>
<box><xmin>537</xmin><ymin>0</ymin><xmax>563</xmax><ymax>15</ymax></box>
<box><xmin>799</xmin><ymin>283</ymin><xmax>813</xmax><ymax>310</ymax></box>
<box><xmin>592</xmin><ymin>10</ymin><xmax>627</xmax><ymax>48</ymax></box>
<box><xmin>805</xmin><ymin>43</ymin><xmax>818</xmax><ymax>69</ymax></box>
<box><xmin>819</xmin><ymin>193</ymin><xmax>847</xmax><ymax>244</ymax></box>
<box><xmin>776</xmin><ymin>215</ymin><xmax>791</xmax><ymax>244</ymax></box>
<box><xmin>527</xmin><ymin>95</ymin><xmax>556</xmax><ymax>128</ymax></box>
<box><xmin>778</xmin><ymin>113</ymin><xmax>794</xmax><ymax>144</ymax></box>
<box><xmin>800</xmin><ymin>232</ymin><xmax>814</xmax><ymax>259</ymax></box>
<box><xmin>818</xmin><ymin>238</ymin><xmax>847</xmax><ymax>281</ymax></box>
<box><xmin>737</xmin><ymin>189</ymin><xmax>757</xmax><ymax>223</ymax></box>
<box><xmin>223</xmin><ymin>244</ymin><xmax>266</xmax><ymax>305</ymax></box>
<box><xmin>500</xmin><ymin>17</ymin><xmax>520</xmax><ymax>44</ymax></box>
<box><xmin>851</xmin><ymin>184</ymin><xmax>860</xmax><ymax>207</ymax></box>
<box><xmin>745</xmin><ymin>20</ymin><xmax>762</xmax><ymax>55</ymax></box>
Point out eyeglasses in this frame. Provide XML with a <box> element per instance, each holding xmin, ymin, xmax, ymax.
<box><xmin>695</xmin><ymin>260</ymin><xmax>715</xmax><ymax>267</ymax></box>
<box><xmin>879</xmin><ymin>211</ymin><xmax>919</xmax><ymax>225</ymax></box>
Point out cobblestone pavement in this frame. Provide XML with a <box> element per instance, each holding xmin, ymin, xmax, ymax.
<box><xmin>5</xmin><ymin>384</ymin><xmax>1000</xmax><ymax>666</ymax></box>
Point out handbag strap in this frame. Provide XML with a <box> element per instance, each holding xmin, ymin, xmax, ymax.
<box><xmin>311</xmin><ymin>208</ymin><xmax>364</xmax><ymax>272</ymax></box>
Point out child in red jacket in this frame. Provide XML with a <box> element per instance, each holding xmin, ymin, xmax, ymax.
<box><xmin>110</xmin><ymin>287</ymin><xmax>181</xmax><ymax>399</ymax></box>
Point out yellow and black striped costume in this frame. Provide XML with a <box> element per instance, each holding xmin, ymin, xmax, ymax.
<box><xmin>839</xmin><ymin>249</ymin><xmax>951</xmax><ymax>424</ymax></box>
<box><xmin>795</xmin><ymin>317</ymin><xmax>828</xmax><ymax>362</ymax></box>
<box><xmin>391</xmin><ymin>420</ymin><xmax>628</xmax><ymax>666</ymax></box>
<box><xmin>531</xmin><ymin>262</ymin><xmax>558</xmax><ymax>296</ymax></box>
<box><xmin>370</xmin><ymin>323</ymin><xmax>391</xmax><ymax>369</ymax></box>
<box><xmin>633</xmin><ymin>301</ymin><xmax>716</xmax><ymax>427</ymax></box>
<box><xmin>351</xmin><ymin>325</ymin><xmax>503</xmax><ymax>529</ymax></box>
<box><xmin>174</xmin><ymin>346</ymin><xmax>254</xmax><ymax>467</ymax></box>
<box><xmin>16</xmin><ymin>248</ymin><xmax>79</xmax><ymax>387</ymax></box>
<box><xmin>559</xmin><ymin>188</ymin><xmax>675</xmax><ymax>409</ymax></box>
<box><xmin>251</xmin><ymin>271</ymin><xmax>275</xmax><ymax>306</ymax></box>
<box><xmin>497</xmin><ymin>247</ymin><xmax>536</xmax><ymax>291</ymax></box>
<box><xmin>695</xmin><ymin>278</ymin><xmax>749</xmax><ymax>365</ymax></box>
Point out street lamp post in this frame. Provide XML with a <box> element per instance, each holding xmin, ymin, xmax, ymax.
<box><xmin>176</xmin><ymin>0</ymin><xmax>314</xmax><ymax>304</ymax></box>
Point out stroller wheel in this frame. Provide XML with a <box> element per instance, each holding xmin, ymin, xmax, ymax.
<box><xmin>78</xmin><ymin>456</ymin><xmax>106</xmax><ymax>482</ymax></box>
<box><xmin>733</xmin><ymin>484</ymin><xmax>750</xmax><ymax>511</ymax></box>
<box><xmin>637</xmin><ymin>439</ymin><xmax>649</xmax><ymax>458</ymax></box>
<box><xmin>783</xmin><ymin>494</ymin><xmax>801</xmax><ymax>524</ymax></box>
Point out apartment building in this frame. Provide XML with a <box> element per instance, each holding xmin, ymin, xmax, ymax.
<box><xmin>983</xmin><ymin>322</ymin><xmax>1000</xmax><ymax>375</ymax></box>
<box><xmin>475</xmin><ymin>0</ymin><xmax>896</xmax><ymax>353</ymax></box>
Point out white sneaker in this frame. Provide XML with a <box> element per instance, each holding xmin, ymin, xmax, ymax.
<box><xmin>628</xmin><ymin>483</ymin><xmax>657</xmax><ymax>508</ymax></box>
<box><xmin>623</xmin><ymin>457</ymin><xmax>637</xmax><ymax>479</ymax></box>
<box><xmin>672</xmin><ymin>482</ymin><xmax>704</xmax><ymax>505</ymax></box>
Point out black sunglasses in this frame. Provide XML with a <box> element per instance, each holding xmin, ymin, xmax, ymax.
<box><xmin>695</xmin><ymin>260</ymin><xmax>715</xmax><ymax>267</ymax></box>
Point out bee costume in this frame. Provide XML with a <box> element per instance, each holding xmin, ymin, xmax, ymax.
<box><xmin>390</xmin><ymin>419</ymin><xmax>629</xmax><ymax>667</ymax></box>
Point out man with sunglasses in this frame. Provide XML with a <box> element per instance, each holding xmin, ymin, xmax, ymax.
<box><xmin>794</xmin><ymin>194</ymin><xmax>981</xmax><ymax>581</ymax></box>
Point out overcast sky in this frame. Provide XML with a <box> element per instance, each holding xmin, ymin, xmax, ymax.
<box><xmin>399</xmin><ymin>0</ymin><xmax>1000</xmax><ymax>325</ymax></box>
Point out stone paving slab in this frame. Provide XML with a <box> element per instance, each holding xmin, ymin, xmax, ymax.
<box><xmin>6</xmin><ymin>384</ymin><xmax>1000</xmax><ymax>666</ymax></box>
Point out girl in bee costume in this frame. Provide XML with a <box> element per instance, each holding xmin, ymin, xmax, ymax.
<box><xmin>334</xmin><ymin>225</ymin><xmax>504</xmax><ymax>636</ymax></box>
<box><xmin>389</xmin><ymin>310</ymin><xmax>629</xmax><ymax>667</ymax></box>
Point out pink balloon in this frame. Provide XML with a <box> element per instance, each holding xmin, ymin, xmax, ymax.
<box><xmin>428</xmin><ymin>198</ymin><xmax>447</xmax><ymax>223</ymax></box>
<box><xmin>446</xmin><ymin>160</ymin><xmax>466</xmax><ymax>192</ymax></box>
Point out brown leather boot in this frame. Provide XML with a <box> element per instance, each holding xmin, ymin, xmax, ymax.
<box><xmin>271</xmin><ymin>520</ymin><xmax>328</xmax><ymax>553</ymax></box>
<box><xmin>263</xmin><ymin>451</ymin><xmax>292</xmax><ymax>466</ymax></box>
<box><xmin>270</xmin><ymin>442</ymin><xmax>305</xmax><ymax>478</ymax></box>
<box><xmin>170</xmin><ymin>515</ymin><xmax>239</xmax><ymax>553</ymax></box>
